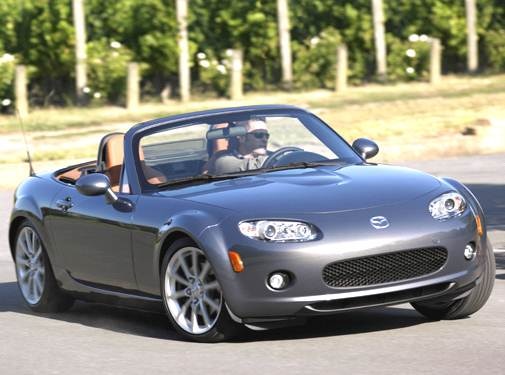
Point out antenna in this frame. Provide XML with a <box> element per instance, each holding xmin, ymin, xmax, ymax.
<box><xmin>15</xmin><ymin>108</ymin><xmax>35</xmax><ymax>176</ymax></box>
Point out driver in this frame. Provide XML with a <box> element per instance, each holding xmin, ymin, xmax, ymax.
<box><xmin>208</xmin><ymin>119</ymin><xmax>271</xmax><ymax>175</ymax></box>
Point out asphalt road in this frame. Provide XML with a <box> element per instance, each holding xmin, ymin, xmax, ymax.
<box><xmin>0</xmin><ymin>154</ymin><xmax>504</xmax><ymax>375</ymax></box>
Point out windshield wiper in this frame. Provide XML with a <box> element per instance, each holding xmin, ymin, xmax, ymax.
<box><xmin>156</xmin><ymin>172</ymin><xmax>256</xmax><ymax>188</ymax></box>
<box><xmin>262</xmin><ymin>160</ymin><xmax>344</xmax><ymax>173</ymax></box>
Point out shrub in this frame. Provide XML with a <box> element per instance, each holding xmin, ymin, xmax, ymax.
<box><xmin>86</xmin><ymin>39</ymin><xmax>134</xmax><ymax>104</ymax></box>
<box><xmin>293</xmin><ymin>28</ymin><xmax>342</xmax><ymax>89</ymax></box>
<box><xmin>482</xmin><ymin>29</ymin><xmax>505</xmax><ymax>72</ymax></box>
<box><xmin>193</xmin><ymin>50</ymin><xmax>229</xmax><ymax>97</ymax></box>
<box><xmin>387</xmin><ymin>36</ymin><xmax>431</xmax><ymax>81</ymax></box>
<box><xmin>0</xmin><ymin>52</ymin><xmax>15</xmax><ymax>113</ymax></box>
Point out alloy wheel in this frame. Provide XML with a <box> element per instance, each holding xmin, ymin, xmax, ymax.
<box><xmin>164</xmin><ymin>247</ymin><xmax>223</xmax><ymax>335</ymax></box>
<box><xmin>15</xmin><ymin>226</ymin><xmax>45</xmax><ymax>305</ymax></box>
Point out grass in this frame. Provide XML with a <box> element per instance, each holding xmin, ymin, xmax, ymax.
<box><xmin>0</xmin><ymin>73</ymin><xmax>504</xmax><ymax>165</ymax></box>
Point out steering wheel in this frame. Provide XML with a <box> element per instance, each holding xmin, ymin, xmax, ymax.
<box><xmin>261</xmin><ymin>146</ymin><xmax>304</xmax><ymax>169</ymax></box>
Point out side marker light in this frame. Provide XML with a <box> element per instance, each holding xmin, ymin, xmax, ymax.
<box><xmin>228</xmin><ymin>251</ymin><xmax>244</xmax><ymax>273</ymax></box>
<box><xmin>475</xmin><ymin>215</ymin><xmax>483</xmax><ymax>237</ymax></box>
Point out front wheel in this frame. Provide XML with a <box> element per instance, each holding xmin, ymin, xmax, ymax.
<box><xmin>161</xmin><ymin>238</ymin><xmax>241</xmax><ymax>342</ymax></box>
<box><xmin>412</xmin><ymin>239</ymin><xmax>495</xmax><ymax>320</ymax></box>
<box><xmin>14</xmin><ymin>222</ymin><xmax>74</xmax><ymax>313</ymax></box>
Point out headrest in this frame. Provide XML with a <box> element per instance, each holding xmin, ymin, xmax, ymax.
<box><xmin>97</xmin><ymin>132</ymin><xmax>125</xmax><ymax>171</ymax></box>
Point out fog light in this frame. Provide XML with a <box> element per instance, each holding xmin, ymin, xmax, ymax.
<box><xmin>464</xmin><ymin>243</ymin><xmax>476</xmax><ymax>260</ymax></box>
<box><xmin>268</xmin><ymin>272</ymin><xmax>289</xmax><ymax>290</ymax></box>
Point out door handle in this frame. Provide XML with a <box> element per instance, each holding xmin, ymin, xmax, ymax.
<box><xmin>56</xmin><ymin>197</ymin><xmax>73</xmax><ymax>212</ymax></box>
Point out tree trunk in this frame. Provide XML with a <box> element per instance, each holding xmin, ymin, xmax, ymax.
<box><xmin>176</xmin><ymin>0</ymin><xmax>190</xmax><ymax>102</ymax></box>
<box><xmin>127</xmin><ymin>63</ymin><xmax>140</xmax><ymax>112</ymax></box>
<box><xmin>72</xmin><ymin>0</ymin><xmax>87</xmax><ymax>105</ymax></box>
<box><xmin>465</xmin><ymin>0</ymin><xmax>478</xmax><ymax>73</ymax></box>
<box><xmin>335</xmin><ymin>45</ymin><xmax>348</xmax><ymax>92</ymax></box>
<box><xmin>371</xmin><ymin>0</ymin><xmax>387</xmax><ymax>80</ymax></box>
<box><xmin>230</xmin><ymin>49</ymin><xmax>243</xmax><ymax>100</ymax></box>
<box><xmin>430</xmin><ymin>38</ymin><xmax>442</xmax><ymax>85</ymax></box>
<box><xmin>277</xmin><ymin>0</ymin><xmax>293</xmax><ymax>88</ymax></box>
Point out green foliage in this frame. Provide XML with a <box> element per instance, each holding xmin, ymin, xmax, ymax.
<box><xmin>190</xmin><ymin>0</ymin><xmax>280</xmax><ymax>91</ymax></box>
<box><xmin>480</xmin><ymin>0</ymin><xmax>505</xmax><ymax>72</ymax></box>
<box><xmin>0</xmin><ymin>0</ymin><xmax>504</xmax><ymax>104</ymax></box>
<box><xmin>483</xmin><ymin>30</ymin><xmax>505</xmax><ymax>71</ymax></box>
<box><xmin>0</xmin><ymin>52</ymin><xmax>15</xmax><ymax>112</ymax></box>
<box><xmin>387</xmin><ymin>37</ymin><xmax>431</xmax><ymax>82</ymax></box>
<box><xmin>193</xmin><ymin>50</ymin><xmax>230</xmax><ymax>96</ymax></box>
<box><xmin>292</xmin><ymin>28</ymin><xmax>342</xmax><ymax>89</ymax></box>
<box><xmin>23</xmin><ymin>1</ymin><xmax>75</xmax><ymax>104</ymax></box>
<box><xmin>87</xmin><ymin>39</ymin><xmax>134</xmax><ymax>104</ymax></box>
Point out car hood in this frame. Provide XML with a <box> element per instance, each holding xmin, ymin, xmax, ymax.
<box><xmin>163</xmin><ymin>164</ymin><xmax>442</xmax><ymax>214</ymax></box>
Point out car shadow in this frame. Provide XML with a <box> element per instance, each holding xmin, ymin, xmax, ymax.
<box><xmin>495</xmin><ymin>253</ymin><xmax>505</xmax><ymax>273</ymax></box>
<box><xmin>0</xmin><ymin>281</ymin><xmax>182</xmax><ymax>341</ymax></box>
<box><xmin>234</xmin><ymin>307</ymin><xmax>432</xmax><ymax>342</ymax></box>
<box><xmin>0</xmin><ymin>280</ymin><xmax>437</xmax><ymax>343</ymax></box>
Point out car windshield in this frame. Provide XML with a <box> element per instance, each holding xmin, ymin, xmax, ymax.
<box><xmin>138</xmin><ymin>111</ymin><xmax>362</xmax><ymax>186</ymax></box>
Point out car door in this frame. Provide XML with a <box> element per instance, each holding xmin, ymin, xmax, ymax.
<box><xmin>47</xmin><ymin>184</ymin><xmax>138</xmax><ymax>290</ymax></box>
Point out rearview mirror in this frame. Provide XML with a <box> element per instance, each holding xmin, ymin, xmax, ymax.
<box><xmin>352</xmin><ymin>138</ymin><xmax>379</xmax><ymax>160</ymax></box>
<box><xmin>76</xmin><ymin>173</ymin><xmax>110</xmax><ymax>196</ymax></box>
<box><xmin>76</xmin><ymin>173</ymin><xmax>118</xmax><ymax>203</ymax></box>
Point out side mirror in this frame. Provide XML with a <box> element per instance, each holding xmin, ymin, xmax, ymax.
<box><xmin>76</xmin><ymin>173</ymin><xmax>118</xmax><ymax>203</ymax></box>
<box><xmin>352</xmin><ymin>138</ymin><xmax>379</xmax><ymax>160</ymax></box>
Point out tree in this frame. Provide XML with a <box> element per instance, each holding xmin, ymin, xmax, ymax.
<box><xmin>72</xmin><ymin>0</ymin><xmax>87</xmax><ymax>104</ymax></box>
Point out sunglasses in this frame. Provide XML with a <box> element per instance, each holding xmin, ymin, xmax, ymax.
<box><xmin>249</xmin><ymin>131</ymin><xmax>270</xmax><ymax>140</ymax></box>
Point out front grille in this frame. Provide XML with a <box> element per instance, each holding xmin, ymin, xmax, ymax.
<box><xmin>322</xmin><ymin>247</ymin><xmax>448</xmax><ymax>288</ymax></box>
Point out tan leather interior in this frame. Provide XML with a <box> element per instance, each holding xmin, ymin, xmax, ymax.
<box><xmin>212</xmin><ymin>123</ymin><xmax>230</xmax><ymax>152</ymax></box>
<box><xmin>57</xmin><ymin>168</ymin><xmax>83</xmax><ymax>182</ymax></box>
<box><xmin>57</xmin><ymin>132</ymin><xmax>167</xmax><ymax>189</ymax></box>
<box><xmin>100</xmin><ymin>133</ymin><xmax>167</xmax><ymax>189</ymax></box>
<box><xmin>102</xmin><ymin>133</ymin><xmax>124</xmax><ymax>192</ymax></box>
<box><xmin>202</xmin><ymin>123</ymin><xmax>230</xmax><ymax>174</ymax></box>
<box><xmin>56</xmin><ymin>161</ymin><xmax>95</xmax><ymax>183</ymax></box>
<box><xmin>139</xmin><ymin>145</ymin><xmax>167</xmax><ymax>185</ymax></box>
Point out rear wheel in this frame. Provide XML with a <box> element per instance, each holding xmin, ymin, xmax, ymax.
<box><xmin>161</xmin><ymin>238</ymin><xmax>241</xmax><ymax>342</ymax></box>
<box><xmin>14</xmin><ymin>222</ymin><xmax>74</xmax><ymax>313</ymax></box>
<box><xmin>412</xmin><ymin>239</ymin><xmax>495</xmax><ymax>320</ymax></box>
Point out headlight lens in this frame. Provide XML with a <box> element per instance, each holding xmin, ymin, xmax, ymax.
<box><xmin>238</xmin><ymin>220</ymin><xmax>317</xmax><ymax>242</ymax></box>
<box><xmin>429</xmin><ymin>192</ymin><xmax>466</xmax><ymax>220</ymax></box>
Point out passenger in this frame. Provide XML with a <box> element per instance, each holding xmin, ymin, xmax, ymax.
<box><xmin>208</xmin><ymin>119</ymin><xmax>271</xmax><ymax>175</ymax></box>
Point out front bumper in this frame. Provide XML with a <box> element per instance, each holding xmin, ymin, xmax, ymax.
<box><xmin>199</xmin><ymin>205</ymin><xmax>487</xmax><ymax>322</ymax></box>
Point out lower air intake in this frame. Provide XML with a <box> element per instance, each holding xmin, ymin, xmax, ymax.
<box><xmin>323</xmin><ymin>247</ymin><xmax>448</xmax><ymax>288</ymax></box>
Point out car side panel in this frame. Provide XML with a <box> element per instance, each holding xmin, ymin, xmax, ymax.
<box><xmin>130</xmin><ymin>194</ymin><xmax>232</xmax><ymax>296</ymax></box>
<box><xmin>45</xmin><ymin>186</ymin><xmax>139</xmax><ymax>289</ymax></box>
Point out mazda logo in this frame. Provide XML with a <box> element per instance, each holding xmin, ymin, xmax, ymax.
<box><xmin>370</xmin><ymin>216</ymin><xmax>390</xmax><ymax>229</ymax></box>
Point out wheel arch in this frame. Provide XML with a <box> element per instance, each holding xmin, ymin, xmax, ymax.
<box><xmin>9</xmin><ymin>211</ymin><xmax>47</xmax><ymax>262</ymax></box>
<box><xmin>157</xmin><ymin>229</ymin><xmax>199</xmax><ymax>273</ymax></box>
<box><xmin>9</xmin><ymin>215</ymin><xmax>28</xmax><ymax>260</ymax></box>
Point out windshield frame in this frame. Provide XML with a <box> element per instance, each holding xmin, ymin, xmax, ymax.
<box><xmin>129</xmin><ymin>107</ymin><xmax>364</xmax><ymax>193</ymax></box>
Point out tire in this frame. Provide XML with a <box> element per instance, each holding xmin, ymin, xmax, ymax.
<box><xmin>14</xmin><ymin>221</ymin><xmax>74</xmax><ymax>313</ymax></box>
<box><xmin>160</xmin><ymin>238</ymin><xmax>241</xmax><ymax>342</ymax></box>
<box><xmin>412</xmin><ymin>239</ymin><xmax>495</xmax><ymax>320</ymax></box>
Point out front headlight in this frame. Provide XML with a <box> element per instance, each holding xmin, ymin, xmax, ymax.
<box><xmin>429</xmin><ymin>192</ymin><xmax>466</xmax><ymax>220</ymax></box>
<box><xmin>238</xmin><ymin>220</ymin><xmax>318</xmax><ymax>242</ymax></box>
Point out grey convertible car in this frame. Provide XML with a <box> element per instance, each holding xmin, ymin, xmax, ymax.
<box><xmin>9</xmin><ymin>105</ymin><xmax>495</xmax><ymax>342</ymax></box>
